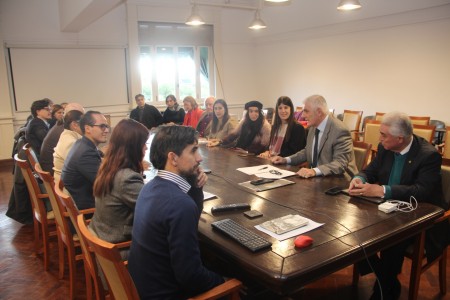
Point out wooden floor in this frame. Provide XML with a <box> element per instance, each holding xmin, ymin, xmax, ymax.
<box><xmin>0</xmin><ymin>161</ymin><xmax>448</xmax><ymax>300</ymax></box>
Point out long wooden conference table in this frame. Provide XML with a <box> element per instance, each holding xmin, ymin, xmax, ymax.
<box><xmin>195</xmin><ymin>145</ymin><xmax>444</xmax><ymax>296</ymax></box>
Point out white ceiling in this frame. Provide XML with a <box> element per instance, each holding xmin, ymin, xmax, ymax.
<box><xmin>131</xmin><ymin>0</ymin><xmax>450</xmax><ymax>39</ymax></box>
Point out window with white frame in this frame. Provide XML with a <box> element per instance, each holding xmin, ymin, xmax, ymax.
<box><xmin>138</xmin><ymin>22</ymin><xmax>214</xmax><ymax>102</ymax></box>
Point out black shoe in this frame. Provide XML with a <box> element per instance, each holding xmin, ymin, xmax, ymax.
<box><xmin>369</xmin><ymin>279</ymin><xmax>400</xmax><ymax>300</ymax></box>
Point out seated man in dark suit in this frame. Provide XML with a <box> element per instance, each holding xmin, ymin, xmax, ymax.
<box><xmin>61</xmin><ymin>111</ymin><xmax>109</xmax><ymax>210</ymax></box>
<box><xmin>348</xmin><ymin>111</ymin><xmax>449</xmax><ymax>300</ymax></box>
<box><xmin>128</xmin><ymin>125</ymin><xmax>224</xmax><ymax>299</ymax></box>
<box><xmin>272</xmin><ymin>94</ymin><xmax>358</xmax><ymax>179</ymax></box>
<box><xmin>25</xmin><ymin>98</ymin><xmax>52</xmax><ymax>156</ymax></box>
<box><xmin>130</xmin><ymin>93</ymin><xmax>163</xmax><ymax>130</ymax></box>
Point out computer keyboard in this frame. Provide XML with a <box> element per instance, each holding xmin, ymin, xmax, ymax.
<box><xmin>211</xmin><ymin>219</ymin><xmax>272</xmax><ymax>252</ymax></box>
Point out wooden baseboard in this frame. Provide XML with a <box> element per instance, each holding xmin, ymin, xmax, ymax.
<box><xmin>0</xmin><ymin>159</ymin><xmax>14</xmax><ymax>169</ymax></box>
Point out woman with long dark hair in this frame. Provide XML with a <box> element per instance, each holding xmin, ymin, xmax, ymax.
<box><xmin>216</xmin><ymin>100</ymin><xmax>271</xmax><ymax>155</ymax></box>
<box><xmin>89</xmin><ymin>118</ymin><xmax>149</xmax><ymax>258</ymax></box>
<box><xmin>259</xmin><ymin>96</ymin><xmax>306</xmax><ymax>159</ymax></box>
<box><xmin>205</xmin><ymin>99</ymin><xmax>235</xmax><ymax>142</ymax></box>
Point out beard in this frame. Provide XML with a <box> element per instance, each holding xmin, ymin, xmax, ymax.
<box><xmin>180</xmin><ymin>165</ymin><xmax>199</xmax><ymax>186</ymax></box>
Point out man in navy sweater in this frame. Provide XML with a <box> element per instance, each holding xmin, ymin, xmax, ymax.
<box><xmin>129</xmin><ymin>125</ymin><xmax>224</xmax><ymax>299</ymax></box>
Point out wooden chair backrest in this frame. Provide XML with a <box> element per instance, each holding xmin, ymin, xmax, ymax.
<box><xmin>412</xmin><ymin>124</ymin><xmax>436</xmax><ymax>143</ymax></box>
<box><xmin>375</xmin><ymin>112</ymin><xmax>385</xmax><ymax>121</ymax></box>
<box><xmin>296</xmin><ymin>106</ymin><xmax>303</xmax><ymax>112</ymax></box>
<box><xmin>342</xmin><ymin>110</ymin><xmax>363</xmax><ymax>132</ymax></box>
<box><xmin>363</xmin><ymin>120</ymin><xmax>381</xmax><ymax>151</ymax></box>
<box><xmin>55</xmin><ymin>186</ymin><xmax>99</xmax><ymax>288</ymax></box>
<box><xmin>409</xmin><ymin>116</ymin><xmax>430</xmax><ymax>126</ymax></box>
<box><xmin>353</xmin><ymin>141</ymin><xmax>372</xmax><ymax>171</ymax></box>
<box><xmin>77</xmin><ymin>215</ymin><xmax>140</xmax><ymax>300</ymax></box>
<box><xmin>443</xmin><ymin>127</ymin><xmax>450</xmax><ymax>159</ymax></box>
<box><xmin>23</xmin><ymin>143</ymin><xmax>39</xmax><ymax>171</ymax></box>
<box><xmin>14</xmin><ymin>154</ymin><xmax>48</xmax><ymax>221</ymax></box>
<box><xmin>35</xmin><ymin>164</ymin><xmax>73</xmax><ymax>246</ymax></box>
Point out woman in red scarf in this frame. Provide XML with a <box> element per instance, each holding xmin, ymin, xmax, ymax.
<box><xmin>182</xmin><ymin>96</ymin><xmax>204</xmax><ymax>128</ymax></box>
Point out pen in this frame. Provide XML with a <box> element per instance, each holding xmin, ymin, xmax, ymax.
<box><xmin>258</xmin><ymin>166</ymin><xmax>268</xmax><ymax>170</ymax></box>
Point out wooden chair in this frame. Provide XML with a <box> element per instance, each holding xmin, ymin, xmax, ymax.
<box><xmin>375</xmin><ymin>112</ymin><xmax>385</xmax><ymax>121</ymax></box>
<box><xmin>342</xmin><ymin>110</ymin><xmax>363</xmax><ymax>141</ymax></box>
<box><xmin>23</xmin><ymin>143</ymin><xmax>39</xmax><ymax>171</ymax></box>
<box><xmin>353</xmin><ymin>141</ymin><xmax>372</xmax><ymax>171</ymax></box>
<box><xmin>15</xmin><ymin>154</ymin><xmax>56</xmax><ymax>271</ymax></box>
<box><xmin>296</xmin><ymin>106</ymin><xmax>303</xmax><ymax>112</ymax></box>
<box><xmin>443</xmin><ymin>126</ymin><xmax>450</xmax><ymax>159</ymax></box>
<box><xmin>55</xmin><ymin>184</ymin><xmax>104</xmax><ymax>300</ymax></box>
<box><xmin>405</xmin><ymin>158</ymin><xmax>450</xmax><ymax>299</ymax></box>
<box><xmin>409</xmin><ymin>116</ymin><xmax>430</xmax><ymax>126</ymax></box>
<box><xmin>77</xmin><ymin>214</ymin><xmax>243</xmax><ymax>300</ymax></box>
<box><xmin>363</xmin><ymin>120</ymin><xmax>381</xmax><ymax>157</ymax></box>
<box><xmin>35</xmin><ymin>164</ymin><xmax>83</xmax><ymax>300</ymax></box>
<box><xmin>412</xmin><ymin>124</ymin><xmax>436</xmax><ymax>144</ymax></box>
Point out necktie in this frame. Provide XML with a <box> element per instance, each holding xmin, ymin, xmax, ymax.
<box><xmin>312</xmin><ymin>128</ymin><xmax>320</xmax><ymax>168</ymax></box>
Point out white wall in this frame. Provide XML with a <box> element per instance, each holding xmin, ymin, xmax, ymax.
<box><xmin>1</xmin><ymin>0</ymin><xmax>449</xmax><ymax>159</ymax></box>
<box><xmin>255</xmin><ymin>18</ymin><xmax>450</xmax><ymax>124</ymax></box>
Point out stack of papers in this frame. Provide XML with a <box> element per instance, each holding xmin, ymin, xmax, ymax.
<box><xmin>237</xmin><ymin>165</ymin><xmax>296</xmax><ymax>179</ymax></box>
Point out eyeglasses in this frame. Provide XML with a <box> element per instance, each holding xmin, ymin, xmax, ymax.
<box><xmin>269</xmin><ymin>170</ymin><xmax>282</xmax><ymax>175</ymax></box>
<box><xmin>90</xmin><ymin>124</ymin><xmax>110</xmax><ymax>131</ymax></box>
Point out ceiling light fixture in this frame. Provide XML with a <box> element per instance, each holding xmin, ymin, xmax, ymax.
<box><xmin>248</xmin><ymin>10</ymin><xmax>267</xmax><ymax>30</ymax></box>
<box><xmin>185</xmin><ymin>4</ymin><xmax>205</xmax><ymax>26</ymax></box>
<box><xmin>265</xmin><ymin>0</ymin><xmax>290</xmax><ymax>2</ymax></box>
<box><xmin>337</xmin><ymin>0</ymin><xmax>362</xmax><ymax>11</ymax></box>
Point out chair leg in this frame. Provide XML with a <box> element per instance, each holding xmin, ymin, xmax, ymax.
<box><xmin>41</xmin><ymin>222</ymin><xmax>50</xmax><ymax>271</ymax></box>
<box><xmin>439</xmin><ymin>249</ymin><xmax>447</xmax><ymax>295</ymax></box>
<box><xmin>408</xmin><ymin>231</ymin><xmax>426</xmax><ymax>300</ymax></box>
<box><xmin>57</xmin><ymin>234</ymin><xmax>65</xmax><ymax>280</ymax></box>
<box><xmin>84</xmin><ymin>262</ymin><xmax>93</xmax><ymax>300</ymax></box>
<box><xmin>33</xmin><ymin>218</ymin><xmax>40</xmax><ymax>256</ymax></box>
<box><xmin>67</xmin><ymin>245</ymin><xmax>77</xmax><ymax>300</ymax></box>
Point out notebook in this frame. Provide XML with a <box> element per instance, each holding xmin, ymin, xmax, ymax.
<box><xmin>341</xmin><ymin>189</ymin><xmax>385</xmax><ymax>204</ymax></box>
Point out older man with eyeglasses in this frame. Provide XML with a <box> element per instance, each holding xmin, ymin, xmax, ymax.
<box><xmin>62</xmin><ymin>110</ymin><xmax>110</xmax><ymax>210</ymax></box>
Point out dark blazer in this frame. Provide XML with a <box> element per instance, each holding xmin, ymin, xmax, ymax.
<box><xmin>163</xmin><ymin>107</ymin><xmax>185</xmax><ymax>125</ymax></box>
<box><xmin>61</xmin><ymin>136</ymin><xmax>102</xmax><ymax>210</ymax></box>
<box><xmin>358</xmin><ymin>135</ymin><xmax>449</xmax><ymax>260</ymax></box>
<box><xmin>130</xmin><ymin>104</ymin><xmax>163</xmax><ymax>130</ymax></box>
<box><xmin>25</xmin><ymin>118</ymin><xmax>49</xmax><ymax>155</ymax></box>
<box><xmin>278</xmin><ymin>122</ymin><xmax>307</xmax><ymax>157</ymax></box>
<box><xmin>39</xmin><ymin>123</ymin><xmax>64</xmax><ymax>174</ymax></box>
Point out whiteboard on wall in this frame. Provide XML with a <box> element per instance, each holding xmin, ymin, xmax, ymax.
<box><xmin>9</xmin><ymin>47</ymin><xmax>129</xmax><ymax>112</ymax></box>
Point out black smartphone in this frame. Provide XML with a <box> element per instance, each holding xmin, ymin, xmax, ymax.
<box><xmin>325</xmin><ymin>186</ymin><xmax>343</xmax><ymax>195</ymax></box>
<box><xmin>250</xmin><ymin>178</ymin><xmax>275</xmax><ymax>186</ymax></box>
<box><xmin>244</xmin><ymin>210</ymin><xmax>263</xmax><ymax>219</ymax></box>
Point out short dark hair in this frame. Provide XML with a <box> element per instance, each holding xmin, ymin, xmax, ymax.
<box><xmin>150</xmin><ymin>125</ymin><xmax>198</xmax><ymax>170</ymax></box>
<box><xmin>79</xmin><ymin>110</ymin><xmax>102</xmax><ymax>134</ymax></box>
<box><xmin>63</xmin><ymin>110</ymin><xmax>84</xmax><ymax>130</ymax></box>
<box><xmin>30</xmin><ymin>98</ymin><xmax>51</xmax><ymax>117</ymax></box>
<box><xmin>135</xmin><ymin>94</ymin><xmax>145</xmax><ymax>101</ymax></box>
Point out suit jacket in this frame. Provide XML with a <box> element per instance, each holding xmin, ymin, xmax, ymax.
<box><xmin>25</xmin><ymin>117</ymin><xmax>49</xmax><ymax>155</ymax></box>
<box><xmin>130</xmin><ymin>104</ymin><xmax>163</xmax><ymax>130</ymax></box>
<box><xmin>61</xmin><ymin>136</ymin><xmax>101</xmax><ymax>210</ymax></box>
<box><xmin>39</xmin><ymin>123</ymin><xmax>64</xmax><ymax>174</ymax></box>
<box><xmin>358</xmin><ymin>135</ymin><xmax>449</xmax><ymax>260</ymax></box>
<box><xmin>288</xmin><ymin>116</ymin><xmax>358</xmax><ymax>178</ymax></box>
<box><xmin>90</xmin><ymin>168</ymin><xmax>143</xmax><ymax>246</ymax></box>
